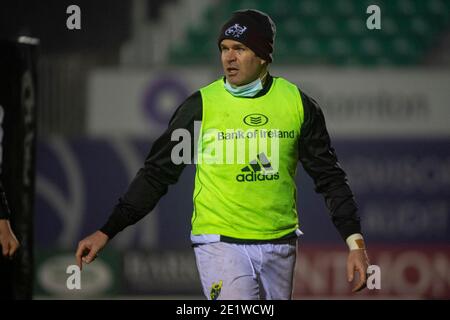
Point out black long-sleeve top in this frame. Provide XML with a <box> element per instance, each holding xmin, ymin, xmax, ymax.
<box><xmin>0</xmin><ymin>181</ymin><xmax>10</xmax><ymax>219</ymax></box>
<box><xmin>101</xmin><ymin>74</ymin><xmax>361</xmax><ymax>242</ymax></box>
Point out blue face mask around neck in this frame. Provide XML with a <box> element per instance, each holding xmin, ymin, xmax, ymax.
<box><xmin>224</xmin><ymin>75</ymin><xmax>264</xmax><ymax>97</ymax></box>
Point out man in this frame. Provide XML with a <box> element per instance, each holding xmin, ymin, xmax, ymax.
<box><xmin>0</xmin><ymin>183</ymin><xmax>20</xmax><ymax>299</ymax></box>
<box><xmin>76</xmin><ymin>9</ymin><xmax>369</xmax><ymax>299</ymax></box>
<box><xmin>0</xmin><ymin>183</ymin><xmax>19</xmax><ymax>259</ymax></box>
<box><xmin>0</xmin><ymin>104</ymin><xmax>20</xmax><ymax>259</ymax></box>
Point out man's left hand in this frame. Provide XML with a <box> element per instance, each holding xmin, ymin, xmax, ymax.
<box><xmin>347</xmin><ymin>249</ymin><xmax>370</xmax><ymax>292</ymax></box>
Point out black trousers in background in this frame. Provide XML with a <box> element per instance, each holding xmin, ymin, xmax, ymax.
<box><xmin>0</xmin><ymin>256</ymin><xmax>14</xmax><ymax>299</ymax></box>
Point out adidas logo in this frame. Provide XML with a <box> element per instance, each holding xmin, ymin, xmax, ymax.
<box><xmin>236</xmin><ymin>153</ymin><xmax>279</xmax><ymax>182</ymax></box>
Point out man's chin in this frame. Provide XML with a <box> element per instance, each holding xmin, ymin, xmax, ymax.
<box><xmin>226</xmin><ymin>75</ymin><xmax>243</xmax><ymax>87</ymax></box>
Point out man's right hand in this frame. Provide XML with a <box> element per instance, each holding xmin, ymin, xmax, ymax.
<box><xmin>0</xmin><ymin>219</ymin><xmax>20</xmax><ymax>258</ymax></box>
<box><xmin>75</xmin><ymin>230</ymin><xmax>109</xmax><ymax>270</ymax></box>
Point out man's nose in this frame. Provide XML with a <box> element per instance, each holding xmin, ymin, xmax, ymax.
<box><xmin>225</xmin><ymin>49</ymin><xmax>237</xmax><ymax>61</ymax></box>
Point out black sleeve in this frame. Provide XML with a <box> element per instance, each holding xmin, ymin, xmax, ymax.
<box><xmin>0</xmin><ymin>180</ymin><xmax>10</xmax><ymax>219</ymax></box>
<box><xmin>100</xmin><ymin>91</ymin><xmax>203</xmax><ymax>239</ymax></box>
<box><xmin>1</xmin><ymin>115</ymin><xmax>10</xmax><ymax>219</ymax></box>
<box><xmin>298</xmin><ymin>90</ymin><xmax>361</xmax><ymax>241</ymax></box>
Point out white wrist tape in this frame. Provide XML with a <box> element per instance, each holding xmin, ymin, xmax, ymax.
<box><xmin>346</xmin><ymin>233</ymin><xmax>365</xmax><ymax>250</ymax></box>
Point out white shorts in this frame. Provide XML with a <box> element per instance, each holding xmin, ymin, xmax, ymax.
<box><xmin>194</xmin><ymin>240</ymin><xmax>297</xmax><ymax>300</ymax></box>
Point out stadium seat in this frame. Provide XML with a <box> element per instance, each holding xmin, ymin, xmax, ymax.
<box><xmin>169</xmin><ymin>0</ymin><xmax>450</xmax><ymax>65</ymax></box>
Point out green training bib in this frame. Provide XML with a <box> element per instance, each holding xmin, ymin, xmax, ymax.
<box><xmin>192</xmin><ymin>77</ymin><xmax>304</xmax><ymax>239</ymax></box>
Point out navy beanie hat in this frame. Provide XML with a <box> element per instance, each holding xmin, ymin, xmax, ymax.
<box><xmin>218</xmin><ymin>9</ymin><xmax>276</xmax><ymax>63</ymax></box>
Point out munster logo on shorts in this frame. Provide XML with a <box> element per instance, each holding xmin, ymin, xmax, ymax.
<box><xmin>210</xmin><ymin>280</ymin><xmax>223</xmax><ymax>300</ymax></box>
<box><xmin>236</xmin><ymin>152</ymin><xmax>279</xmax><ymax>182</ymax></box>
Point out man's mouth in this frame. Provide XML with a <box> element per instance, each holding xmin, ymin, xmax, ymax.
<box><xmin>227</xmin><ymin>67</ymin><xmax>239</xmax><ymax>75</ymax></box>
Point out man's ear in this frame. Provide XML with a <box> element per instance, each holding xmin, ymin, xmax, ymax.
<box><xmin>260</xmin><ymin>59</ymin><xmax>267</xmax><ymax>65</ymax></box>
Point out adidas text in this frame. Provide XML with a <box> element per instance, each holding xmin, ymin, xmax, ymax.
<box><xmin>236</xmin><ymin>172</ymin><xmax>279</xmax><ymax>182</ymax></box>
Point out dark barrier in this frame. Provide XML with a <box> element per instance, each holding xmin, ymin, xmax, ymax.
<box><xmin>0</xmin><ymin>38</ymin><xmax>39</xmax><ymax>299</ymax></box>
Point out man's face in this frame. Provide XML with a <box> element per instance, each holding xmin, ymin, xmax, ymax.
<box><xmin>220</xmin><ymin>39</ymin><xmax>266</xmax><ymax>87</ymax></box>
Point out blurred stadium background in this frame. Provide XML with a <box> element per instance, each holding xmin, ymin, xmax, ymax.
<box><xmin>0</xmin><ymin>0</ymin><xmax>449</xmax><ymax>299</ymax></box>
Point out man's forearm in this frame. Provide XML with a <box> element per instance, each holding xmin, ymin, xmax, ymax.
<box><xmin>100</xmin><ymin>170</ymin><xmax>170</xmax><ymax>238</ymax></box>
<box><xmin>0</xmin><ymin>185</ymin><xmax>10</xmax><ymax>219</ymax></box>
<box><xmin>323</xmin><ymin>182</ymin><xmax>361</xmax><ymax>241</ymax></box>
